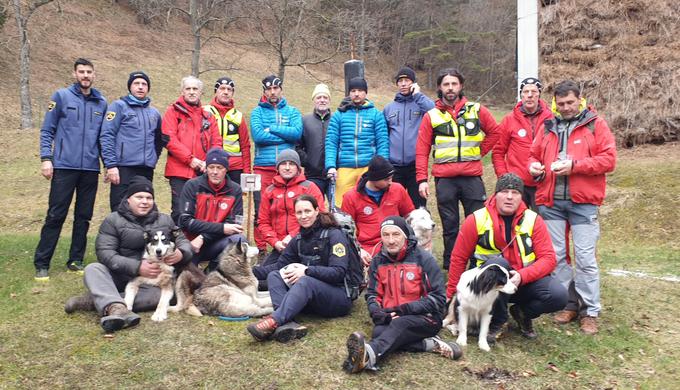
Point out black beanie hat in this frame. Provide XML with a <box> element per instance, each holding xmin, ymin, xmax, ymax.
<box><xmin>206</xmin><ymin>147</ymin><xmax>229</xmax><ymax>169</ymax></box>
<box><xmin>126</xmin><ymin>176</ymin><xmax>154</xmax><ymax>198</ymax></box>
<box><xmin>262</xmin><ymin>75</ymin><xmax>282</xmax><ymax>89</ymax></box>
<box><xmin>214</xmin><ymin>77</ymin><xmax>235</xmax><ymax>92</ymax></box>
<box><xmin>519</xmin><ymin>77</ymin><xmax>543</xmax><ymax>94</ymax></box>
<box><xmin>394</xmin><ymin>66</ymin><xmax>416</xmax><ymax>83</ymax></box>
<box><xmin>381</xmin><ymin>216</ymin><xmax>410</xmax><ymax>238</ymax></box>
<box><xmin>348</xmin><ymin>77</ymin><xmax>368</xmax><ymax>92</ymax></box>
<box><xmin>127</xmin><ymin>71</ymin><xmax>150</xmax><ymax>92</ymax></box>
<box><xmin>495</xmin><ymin>173</ymin><xmax>524</xmax><ymax>194</ymax></box>
<box><xmin>366</xmin><ymin>155</ymin><xmax>394</xmax><ymax>181</ymax></box>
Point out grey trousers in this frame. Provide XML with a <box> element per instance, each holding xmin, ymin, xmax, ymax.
<box><xmin>83</xmin><ymin>263</ymin><xmax>165</xmax><ymax>315</ymax></box>
<box><xmin>539</xmin><ymin>200</ymin><xmax>601</xmax><ymax>317</ymax></box>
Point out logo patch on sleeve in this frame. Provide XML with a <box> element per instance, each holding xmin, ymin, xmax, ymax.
<box><xmin>332</xmin><ymin>243</ymin><xmax>346</xmax><ymax>257</ymax></box>
<box><xmin>106</xmin><ymin>111</ymin><xmax>116</xmax><ymax>121</ymax></box>
<box><xmin>47</xmin><ymin>101</ymin><xmax>56</xmax><ymax>111</ymax></box>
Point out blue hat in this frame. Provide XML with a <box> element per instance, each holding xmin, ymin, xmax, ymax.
<box><xmin>206</xmin><ymin>147</ymin><xmax>229</xmax><ymax>169</ymax></box>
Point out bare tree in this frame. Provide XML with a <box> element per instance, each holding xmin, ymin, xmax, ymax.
<box><xmin>239</xmin><ymin>0</ymin><xmax>338</xmax><ymax>82</ymax></box>
<box><xmin>11</xmin><ymin>0</ymin><xmax>55</xmax><ymax>130</ymax></box>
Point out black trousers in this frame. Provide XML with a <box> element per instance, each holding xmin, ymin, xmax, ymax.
<box><xmin>393</xmin><ymin>164</ymin><xmax>426</xmax><ymax>208</ymax></box>
<box><xmin>34</xmin><ymin>169</ymin><xmax>98</xmax><ymax>269</ymax></box>
<box><xmin>307</xmin><ymin>177</ymin><xmax>329</xmax><ymax>201</ymax></box>
<box><xmin>523</xmin><ymin>185</ymin><xmax>537</xmax><ymax>211</ymax></box>
<box><xmin>109</xmin><ymin>166</ymin><xmax>154</xmax><ymax>212</ymax></box>
<box><xmin>435</xmin><ymin>176</ymin><xmax>486</xmax><ymax>269</ymax></box>
<box><xmin>369</xmin><ymin>314</ymin><xmax>441</xmax><ymax>360</ymax></box>
<box><xmin>227</xmin><ymin>169</ymin><xmax>243</xmax><ymax>186</ymax></box>
<box><xmin>169</xmin><ymin>177</ymin><xmax>189</xmax><ymax>224</ymax></box>
<box><xmin>486</xmin><ymin>258</ymin><xmax>568</xmax><ymax>328</ymax></box>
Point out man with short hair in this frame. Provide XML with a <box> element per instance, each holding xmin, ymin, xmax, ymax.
<box><xmin>178</xmin><ymin>147</ymin><xmax>244</xmax><ymax>272</ymax></box>
<box><xmin>447</xmin><ymin>173</ymin><xmax>567</xmax><ymax>342</ymax></box>
<box><xmin>343</xmin><ymin>216</ymin><xmax>460</xmax><ymax>374</ymax></box>
<box><xmin>529</xmin><ymin>80</ymin><xmax>617</xmax><ymax>335</ymax></box>
<box><xmin>250</xmin><ymin>75</ymin><xmax>303</xmax><ymax>251</ymax></box>
<box><xmin>415</xmin><ymin>68</ymin><xmax>499</xmax><ymax>270</ymax></box>
<box><xmin>341</xmin><ymin>155</ymin><xmax>414</xmax><ymax>265</ymax></box>
<box><xmin>35</xmin><ymin>58</ymin><xmax>108</xmax><ymax>280</ymax></box>
<box><xmin>203</xmin><ymin>76</ymin><xmax>251</xmax><ymax>184</ymax></box>
<box><xmin>256</xmin><ymin>149</ymin><xmax>324</xmax><ymax>270</ymax></box>
<box><xmin>383</xmin><ymin>66</ymin><xmax>435</xmax><ymax>208</ymax></box>
<box><xmin>162</xmin><ymin>76</ymin><xmax>222</xmax><ymax>223</ymax></box>
<box><xmin>101</xmin><ymin>71</ymin><xmax>164</xmax><ymax>211</ymax></box>
<box><xmin>64</xmin><ymin>176</ymin><xmax>193</xmax><ymax>333</ymax></box>
<box><xmin>492</xmin><ymin>78</ymin><xmax>553</xmax><ymax>210</ymax></box>
<box><xmin>325</xmin><ymin>77</ymin><xmax>389</xmax><ymax>207</ymax></box>
<box><xmin>297</xmin><ymin>83</ymin><xmax>332</xmax><ymax>196</ymax></box>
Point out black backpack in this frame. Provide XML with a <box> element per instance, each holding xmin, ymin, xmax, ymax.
<box><xmin>329</xmin><ymin>209</ymin><xmax>366</xmax><ymax>300</ymax></box>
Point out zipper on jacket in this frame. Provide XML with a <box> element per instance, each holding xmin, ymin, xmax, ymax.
<box><xmin>141</xmin><ymin>107</ymin><xmax>148</xmax><ymax>166</ymax></box>
<box><xmin>401</xmin><ymin>101</ymin><xmax>406</xmax><ymax>165</ymax></box>
<box><xmin>456</xmin><ymin>117</ymin><xmax>462</xmax><ymax>162</ymax></box>
<box><xmin>400</xmin><ymin>268</ymin><xmax>405</xmax><ymax>295</ymax></box>
<box><xmin>81</xmin><ymin>100</ymin><xmax>86</xmax><ymax>169</ymax></box>
<box><xmin>354</xmin><ymin>108</ymin><xmax>359</xmax><ymax>168</ymax></box>
<box><xmin>386</xmin><ymin>269</ymin><xmax>393</xmax><ymax>301</ymax></box>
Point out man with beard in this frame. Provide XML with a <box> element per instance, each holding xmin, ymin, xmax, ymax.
<box><xmin>35</xmin><ymin>58</ymin><xmax>108</xmax><ymax>280</ymax></box>
<box><xmin>100</xmin><ymin>71</ymin><xmax>164</xmax><ymax>211</ymax></box>
<box><xmin>162</xmin><ymin>76</ymin><xmax>222</xmax><ymax>223</ymax></box>
<box><xmin>341</xmin><ymin>156</ymin><xmax>414</xmax><ymax>265</ymax></box>
<box><xmin>415</xmin><ymin>68</ymin><xmax>499</xmax><ymax>270</ymax></box>
<box><xmin>204</xmin><ymin>77</ymin><xmax>251</xmax><ymax>184</ymax></box>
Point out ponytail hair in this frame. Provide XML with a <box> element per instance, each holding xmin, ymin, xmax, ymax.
<box><xmin>294</xmin><ymin>194</ymin><xmax>339</xmax><ymax>228</ymax></box>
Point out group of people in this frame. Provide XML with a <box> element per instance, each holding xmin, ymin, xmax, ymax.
<box><xmin>43</xmin><ymin>57</ymin><xmax>616</xmax><ymax>372</ymax></box>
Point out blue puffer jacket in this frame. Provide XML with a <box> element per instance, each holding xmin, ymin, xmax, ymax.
<box><xmin>383</xmin><ymin>92</ymin><xmax>435</xmax><ymax>166</ymax></box>
<box><xmin>325</xmin><ymin>98</ymin><xmax>389</xmax><ymax>169</ymax></box>
<box><xmin>100</xmin><ymin>95</ymin><xmax>162</xmax><ymax>169</ymax></box>
<box><xmin>250</xmin><ymin>96</ymin><xmax>302</xmax><ymax>167</ymax></box>
<box><xmin>40</xmin><ymin>83</ymin><xmax>107</xmax><ymax>171</ymax></box>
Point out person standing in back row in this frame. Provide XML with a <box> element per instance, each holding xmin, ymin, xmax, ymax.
<box><xmin>35</xmin><ymin>58</ymin><xmax>108</xmax><ymax>281</ymax></box>
<box><xmin>297</xmin><ymin>83</ymin><xmax>333</xmax><ymax>197</ymax></box>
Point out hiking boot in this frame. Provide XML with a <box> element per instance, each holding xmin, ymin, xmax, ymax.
<box><xmin>428</xmin><ymin>336</ymin><xmax>463</xmax><ymax>360</ymax></box>
<box><xmin>64</xmin><ymin>294</ymin><xmax>95</xmax><ymax>314</ymax></box>
<box><xmin>579</xmin><ymin>316</ymin><xmax>599</xmax><ymax>335</ymax></box>
<box><xmin>34</xmin><ymin>268</ymin><xmax>49</xmax><ymax>282</ymax></box>
<box><xmin>554</xmin><ymin>310</ymin><xmax>578</xmax><ymax>325</ymax></box>
<box><xmin>247</xmin><ymin>316</ymin><xmax>278</xmax><ymax>341</ymax></box>
<box><xmin>272</xmin><ymin>321</ymin><xmax>308</xmax><ymax>343</ymax></box>
<box><xmin>510</xmin><ymin>305</ymin><xmax>537</xmax><ymax>339</ymax></box>
<box><xmin>342</xmin><ymin>332</ymin><xmax>375</xmax><ymax>374</ymax></box>
<box><xmin>100</xmin><ymin>303</ymin><xmax>141</xmax><ymax>333</ymax></box>
<box><xmin>67</xmin><ymin>261</ymin><xmax>85</xmax><ymax>274</ymax></box>
<box><xmin>486</xmin><ymin>324</ymin><xmax>504</xmax><ymax>345</ymax></box>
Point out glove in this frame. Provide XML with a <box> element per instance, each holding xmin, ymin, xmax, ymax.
<box><xmin>370</xmin><ymin>309</ymin><xmax>392</xmax><ymax>326</ymax></box>
<box><xmin>384</xmin><ymin>303</ymin><xmax>411</xmax><ymax>316</ymax></box>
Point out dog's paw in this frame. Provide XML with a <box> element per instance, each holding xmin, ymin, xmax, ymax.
<box><xmin>479</xmin><ymin>341</ymin><xmax>491</xmax><ymax>352</ymax></box>
<box><xmin>445</xmin><ymin>324</ymin><xmax>459</xmax><ymax>336</ymax></box>
<box><xmin>151</xmin><ymin>311</ymin><xmax>167</xmax><ymax>322</ymax></box>
<box><xmin>456</xmin><ymin>335</ymin><xmax>467</xmax><ymax>346</ymax></box>
<box><xmin>167</xmin><ymin>305</ymin><xmax>180</xmax><ymax>313</ymax></box>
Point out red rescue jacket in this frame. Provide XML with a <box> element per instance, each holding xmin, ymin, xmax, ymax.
<box><xmin>162</xmin><ymin>96</ymin><xmax>221</xmax><ymax>179</ymax></box>
<box><xmin>446</xmin><ymin>195</ymin><xmax>556</xmax><ymax>299</ymax></box>
<box><xmin>492</xmin><ymin>100</ymin><xmax>553</xmax><ymax>186</ymax></box>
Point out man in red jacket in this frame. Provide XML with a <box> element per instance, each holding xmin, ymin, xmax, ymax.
<box><xmin>415</xmin><ymin>68</ymin><xmax>499</xmax><ymax>270</ymax></box>
<box><xmin>447</xmin><ymin>173</ymin><xmax>567</xmax><ymax>342</ymax></box>
<box><xmin>162</xmin><ymin>76</ymin><xmax>221</xmax><ymax>222</ymax></box>
<box><xmin>342</xmin><ymin>156</ymin><xmax>414</xmax><ymax>265</ymax></box>
<box><xmin>204</xmin><ymin>77</ymin><xmax>252</xmax><ymax>184</ymax></box>
<box><xmin>492</xmin><ymin>78</ymin><xmax>553</xmax><ymax>210</ymax></box>
<box><xmin>529</xmin><ymin>80</ymin><xmax>617</xmax><ymax>335</ymax></box>
<box><xmin>257</xmin><ymin>149</ymin><xmax>324</xmax><ymax>270</ymax></box>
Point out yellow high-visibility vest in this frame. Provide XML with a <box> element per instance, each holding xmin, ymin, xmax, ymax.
<box><xmin>473</xmin><ymin>207</ymin><xmax>537</xmax><ymax>267</ymax></box>
<box><xmin>204</xmin><ymin>105</ymin><xmax>243</xmax><ymax>156</ymax></box>
<box><xmin>428</xmin><ymin>102</ymin><xmax>484</xmax><ymax>163</ymax></box>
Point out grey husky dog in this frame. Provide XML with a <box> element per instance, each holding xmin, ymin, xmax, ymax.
<box><xmin>170</xmin><ymin>240</ymin><xmax>273</xmax><ymax>317</ymax></box>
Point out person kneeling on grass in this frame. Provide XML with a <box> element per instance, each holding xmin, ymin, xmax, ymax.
<box><xmin>248</xmin><ymin>194</ymin><xmax>354</xmax><ymax>343</ymax></box>
<box><xmin>64</xmin><ymin>177</ymin><xmax>193</xmax><ymax>333</ymax></box>
<box><xmin>343</xmin><ymin>216</ymin><xmax>461</xmax><ymax>374</ymax></box>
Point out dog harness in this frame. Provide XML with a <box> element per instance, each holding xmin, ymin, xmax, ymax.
<box><xmin>473</xmin><ymin>208</ymin><xmax>537</xmax><ymax>267</ymax></box>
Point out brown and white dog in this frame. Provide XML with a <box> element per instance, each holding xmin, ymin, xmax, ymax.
<box><xmin>442</xmin><ymin>263</ymin><xmax>517</xmax><ymax>351</ymax></box>
<box><xmin>124</xmin><ymin>229</ymin><xmax>179</xmax><ymax>322</ymax></box>
<box><xmin>406</xmin><ymin>207</ymin><xmax>435</xmax><ymax>252</ymax></box>
<box><xmin>171</xmin><ymin>240</ymin><xmax>273</xmax><ymax>318</ymax></box>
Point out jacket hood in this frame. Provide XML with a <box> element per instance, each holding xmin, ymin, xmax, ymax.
<box><xmin>258</xmin><ymin>96</ymin><xmax>288</xmax><ymax>110</ymax></box>
<box><xmin>116</xmin><ymin>197</ymin><xmax>160</xmax><ymax>225</ymax></box>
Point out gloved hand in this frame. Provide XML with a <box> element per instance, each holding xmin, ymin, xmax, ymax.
<box><xmin>370</xmin><ymin>308</ymin><xmax>392</xmax><ymax>325</ymax></box>
<box><xmin>384</xmin><ymin>303</ymin><xmax>411</xmax><ymax>316</ymax></box>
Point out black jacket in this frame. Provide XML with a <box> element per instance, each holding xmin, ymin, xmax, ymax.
<box><xmin>297</xmin><ymin>109</ymin><xmax>331</xmax><ymax>179</ymax></box>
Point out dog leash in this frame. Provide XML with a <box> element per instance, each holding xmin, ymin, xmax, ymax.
<box><xmin>218</xmin><ymin>316</ymin><xmax>250</xmax><ymax>321</ymax></box>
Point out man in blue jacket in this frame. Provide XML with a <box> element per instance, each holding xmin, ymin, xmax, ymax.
<box><xmin>100</xmin><ymin>71</ymin><xmax>163</xmax><ymax>211</ymax></box>
<box><xmin>325</xmin><ymin>77</ymin><xmax>388</xmax><ymax>208</ymax></box>
<box><xmin>250</xmin><ymin>75</ymin><xmax>303</xmax><ymax>252</ymax></box>
<box><xmin>35</xmin><ymin>58</ymin><xmax>107</xmax><ymax>280</ymax></box>
<box><xmin>383</xmin><ymin>67</ymin><xmax>434</xmax><ymax>208</ymax></box>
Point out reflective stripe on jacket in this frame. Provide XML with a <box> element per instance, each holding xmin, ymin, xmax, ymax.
<box><xmin>429</xmin><ymin>102</ymin><xmax>483</xmax><ymax>164</ymax></box>
<box><xmin>473</xmin><ymin>207</ymin><xmax>537</xmax><ymax>267</ymax></box>
<box><xmin>204</xmin><ymin>105</ymin><xmax>243</xmax><ymax>156</ymax></box>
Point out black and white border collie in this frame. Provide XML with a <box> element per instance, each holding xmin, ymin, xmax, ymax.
<box><xmin>442</xmin><ymin>263</ymin><xmax>517</xmax><ymax>351</ymax></box>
